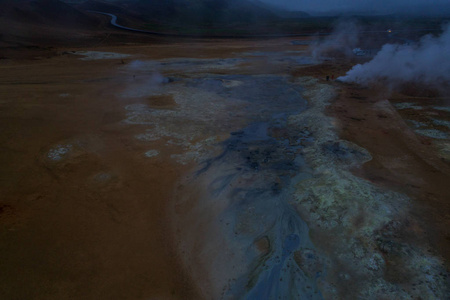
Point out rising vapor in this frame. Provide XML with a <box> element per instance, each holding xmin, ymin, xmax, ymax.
<box><xmin>311</xmin><ymin>20</ymin><xmax>362</xmax><ymax>59</ymax></box>
<box><xmin>338</xmin><ymin>23</ymin><xmax>450</xmax><ymax>87</ymax></box>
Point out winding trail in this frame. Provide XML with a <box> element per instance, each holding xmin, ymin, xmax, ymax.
<box><xmin>89</xmin><ymin>11</ymin><xmax>180</xmax><ymax>36</ymax></box>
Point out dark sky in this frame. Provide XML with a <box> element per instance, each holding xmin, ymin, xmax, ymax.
<box><xmin>259</xmin><ymin>0</ymin><xmax>450</xmax><ymax>14</ymax></box>
<box><xmin>96</xmin><ymin>0</ymin><xmax>450</xmax><ymax>16</ymax></box>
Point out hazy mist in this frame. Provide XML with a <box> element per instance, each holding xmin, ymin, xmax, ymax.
<box><xmin>259</xmin><ymin>0</ymin><xmax>450</xmax><ymax>15</ymax></box>
<box><xmin>73</xmin><ymin>0</ymin><xmax>450</xmax><ymax>15</ymax></box>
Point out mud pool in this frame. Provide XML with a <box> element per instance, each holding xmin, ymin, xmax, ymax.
<box><xmin>119</xmin><ymin>55</ymin><xmax>449</xmax><ymax>299</ymax></box>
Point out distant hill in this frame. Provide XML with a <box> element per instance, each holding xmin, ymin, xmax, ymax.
<box><xmin>135</xmin><ymin>0</ymin><xmax>277</xmax><ymax>24</ymax></box>
<box><xmin>73</xmin><ymin>0</ymin><xmax>314</xmax><ymax>35</ymax></box>
<box><xmin>0</xmin><ymin>0</ymin><xmax>99</xmax><ymax>28</ymax></box>
<box><xmin>0</xmin><ymin>0</ymin><xmax>101</xmax><ymax>46</ymax></box>
<box><xmin>249</xmin><ymin>0</ymin><xmax>310</xmax><ymax>18</ymax></box>
<box><xmin>77</xmin><ymin>0</ymin><xmax>279</xmax><ymax>25</ymax></box>
<box><xmin>0</xmin><ymin>0</ymin><xmax>315</xmax><ymax>46</ymax></box>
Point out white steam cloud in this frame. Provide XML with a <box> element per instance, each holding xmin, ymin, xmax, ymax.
<box><xmin>311</xmin><ymin>20</ymin><xmax>361</xmax><ymax>59</ymax></box>
<box><xmin>338</xmin><ymin>24</ymin><xmax>450</xmax><ymax>87</ymax></box>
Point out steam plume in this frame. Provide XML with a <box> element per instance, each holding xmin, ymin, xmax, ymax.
<box><xmin>338</xmin><ymin>23</ymin><xmax>450</xmax><ymax>87</ymax></box>
<box><xmin>122</xmin><ymin>60</ymin><xmax>169</xmax><ymax>98</ymax></box>
<box><xmin>311</xmin><ymin>20</ymin><xmax>361</xmax><ymax>59</ymax></box>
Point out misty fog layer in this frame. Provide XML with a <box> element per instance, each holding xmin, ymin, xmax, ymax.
<box><xmin>338</xmin><ymin>24</ymin><xmax>450</xmax><ymax>87</ymax></box>
<box><xmin>260</xmin><ymin>0</ymin><xmax>450</xmax><ymax>15</ymax></box>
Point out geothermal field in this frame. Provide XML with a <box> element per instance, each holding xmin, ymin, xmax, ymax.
<box><xmin>0</xmin><ymin>0</ymin><xmax>450</xmax><ymax>299</ymax></box>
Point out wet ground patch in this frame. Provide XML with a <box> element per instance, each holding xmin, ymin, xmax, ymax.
<box><xmin>170</xmin><ymin>74</ymin><xmax>326</xmax><ymax>299</ymax></box>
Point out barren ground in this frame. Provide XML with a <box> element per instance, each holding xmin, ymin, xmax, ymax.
<box><xmin>0</xmin><ymin>38</ymin><xmax>449</xmax><ymax>299</ymax></box>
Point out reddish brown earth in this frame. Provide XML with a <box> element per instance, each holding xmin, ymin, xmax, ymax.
<box><xmin>293</xmin><ymin>62</ymin><xmax>450</xmax><ymax>265</ymax></box>
<box><xmin>1</xmin><ymin>30</ymin><xmax>449</xmax><ymax>298</ymax></box>
<box><xmin>0</xmin><ymin>38</ymin><xmax>311</xmax><ymax>299</ymax></box>
<box><xmin>0</xmin><ymin>49</ymin><xmax>200</xmax><ymax>299</ymax></box>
